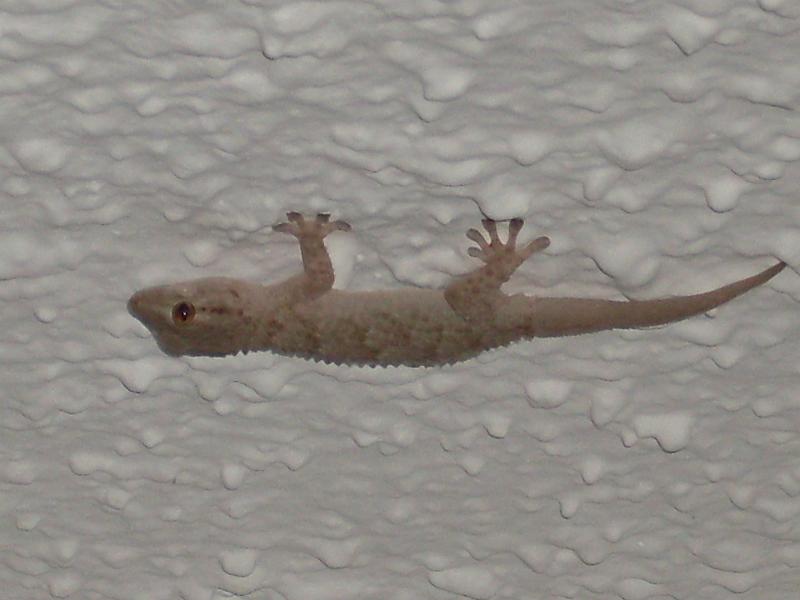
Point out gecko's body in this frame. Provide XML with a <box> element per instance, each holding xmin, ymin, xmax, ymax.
<box><xmin>128</xmin><ymin>213</ymin><xmax>785</xmax><ymax>367</ymax></box>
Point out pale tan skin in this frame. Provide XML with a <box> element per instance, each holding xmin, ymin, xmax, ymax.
<box><xmin>128</xmin><ymin>213</ymin><xmax>785</xmax><ymax>367</ymax></box>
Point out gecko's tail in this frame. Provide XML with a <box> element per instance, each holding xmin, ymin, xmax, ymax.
<box><xmin>526</xmin><ymin>260</ymin><xmax>785</xmax><ymax>338</ymax></box>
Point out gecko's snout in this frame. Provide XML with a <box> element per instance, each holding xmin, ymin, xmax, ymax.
<box><xmin>127</xmin><ymin>290</ymin><xmax>159</xmax><ymax>326</ymax></box>
<box><xmin>127</xmin><ymin>291</ymin><xmax>143</xmax><ymax>319</ymax></box>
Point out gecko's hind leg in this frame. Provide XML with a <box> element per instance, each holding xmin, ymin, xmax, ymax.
<box><xmin>445</xmin><ymin>218</ymin><xmax>549</xmax><ymax>322</ymax></box>
<box><xmin>273</xmin><ymin>212</ymin><xmax>351</xmax><ymax>299</ymax></box>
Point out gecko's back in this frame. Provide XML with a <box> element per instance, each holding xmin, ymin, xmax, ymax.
<box><xmin>263</xmin><ymin>289</ymin><xmax>493</xmax><ymax>366</ymax></box>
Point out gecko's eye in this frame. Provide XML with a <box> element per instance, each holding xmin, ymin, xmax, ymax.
<box><xmin>172</xmin><ymin>302</ymin><xmax>196</xmax><ymax>325</ymax></box>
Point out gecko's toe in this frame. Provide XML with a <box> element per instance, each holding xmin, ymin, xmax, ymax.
<box><xmin>274</xmin><ymin>212</ymin><xmax>306</xmax><ymax>235</ymax></box>
<box><xmin>315</xmin><ymin>213</ymin><xmax>350</xmax><ymax>232</ymax></box>
<box><xmin>317</xmin><ymin>214</ymin><xmax>350</xmax><ymax>234</ymax></box>
<box><xmin>520</xmin><ymin>236</ymin><xmax>550</xmax><ymax>259</ymax></box>
<box><xmin>481</xmin><ymin>219</ymin><xmax>501</xmax><ymax>243</ymax></box>
<box><xmin>507</xmin><ymin>218</ymin><xmax>524</xmax><ymax>246</ymax></box>
<box><xmin>467</xmin><ymin>246</ymin><xmax>488</xmax><ymax>262</ymax></box>
<box><xmin>331</xmin><ymin>219</ymin><xmax>351</xmax><ymax>232</ymax></box>
<box><xmin>466</xmin><ymin>228</ymin><xmax>489</xmax><ymax>249</ymax></box>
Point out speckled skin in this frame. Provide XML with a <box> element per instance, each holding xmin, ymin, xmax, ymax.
<box><xmin>128</xmin><ymin>213</ymin><xmax>785</xmax><ymax>367</ymax></box>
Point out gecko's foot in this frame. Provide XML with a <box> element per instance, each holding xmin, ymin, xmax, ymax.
<box><xmin>466</xmin><ymin>218</ymin><xmax>550</xmax><ymax>267</ymax></box>
<box><xmin>273</xmin><ymin>212</ymin><xmax>351</xmax><ymax>239</ymax></box>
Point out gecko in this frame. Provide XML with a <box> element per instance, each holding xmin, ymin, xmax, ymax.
<box><xmin>128</xmin><ymin>212</ymin><xmax>785</xmax><ymax>367</ymax></box>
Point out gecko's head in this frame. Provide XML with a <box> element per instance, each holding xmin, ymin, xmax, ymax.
<box><xmin>128</xmin><ymin>278</ymin><xmax>254</xmax><ymax>357</ymax></box>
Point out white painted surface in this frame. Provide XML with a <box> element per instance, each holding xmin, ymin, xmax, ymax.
<box><xmin>2</xmin><ymin>1</ymin><xmax>799</xmax><ymax>599</ymax></box>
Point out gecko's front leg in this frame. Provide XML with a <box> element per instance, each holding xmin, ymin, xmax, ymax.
<box><xmin>444</xmin><ymin>218</ymin><xmax>549</xmax><ymax>322</ymax></box>
<box><xmin>273</xmin><ymin>212</ymin><xmax>350</xmax><ymax>301</ymax></box>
